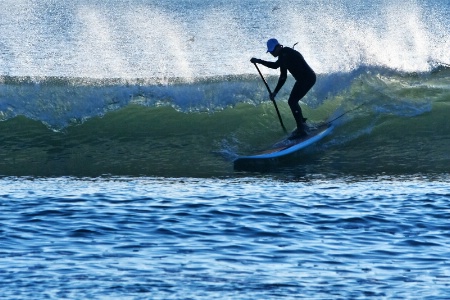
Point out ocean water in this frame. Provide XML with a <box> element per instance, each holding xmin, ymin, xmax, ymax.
<box><xmin>1</xmin><ymin>176</ymin><xmax>450</xmax><ymax>299</ymax></box>
<box><xmin>1</xmin><ymin>0</ymin><xmax>450</xmax><ymax>299</ymax></box>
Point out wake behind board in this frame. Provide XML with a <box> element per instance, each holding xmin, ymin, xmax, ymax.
<box><xmin>234</xmin><ymin>123</ymin><xmax>334</xmax><ymax>171</ymax></box>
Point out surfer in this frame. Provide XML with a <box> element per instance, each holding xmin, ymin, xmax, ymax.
<box><xmin>251</xmin><ymin>38</ymin><xmax>316</xmax><ymax>139</ymax></box>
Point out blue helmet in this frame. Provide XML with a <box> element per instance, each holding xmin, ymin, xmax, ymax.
<box><xmin>266</xmin><ymin>38</ymin><xmax>280</xmax><ymax>52</ymax></box>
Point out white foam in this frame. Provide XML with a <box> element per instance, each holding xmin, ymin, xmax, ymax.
<box><xmin>0</xmin><ymin>1</ymin><xmax>449</xmax><ymax>78</ymax></box>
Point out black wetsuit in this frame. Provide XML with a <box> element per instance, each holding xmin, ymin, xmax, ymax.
<box><xmin>258</xmin><ymin>47</ymin><xmax>316</xmax><ymax>131</ymax></box>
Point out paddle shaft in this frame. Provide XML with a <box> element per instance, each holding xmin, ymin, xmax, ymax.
<box><xmin>253</xmin><ymin>63</ymin><xmax>287</xmax><ymax>133</ymax></box>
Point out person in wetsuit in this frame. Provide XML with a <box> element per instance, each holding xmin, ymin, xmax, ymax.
<box><xmin>251</xmin><ymin>38</ymin><xmax>316</xmax><ymax>139</ymax></box>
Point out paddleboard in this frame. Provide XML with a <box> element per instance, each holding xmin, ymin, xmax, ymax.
<box><xmin>234</xmin><ymin>123</ymin><xmax>334</xmax><ymax>171</ymax></box>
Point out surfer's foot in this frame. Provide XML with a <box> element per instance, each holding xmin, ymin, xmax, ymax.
<box><xmin>288</xmin><ymin>128</ymin><xmax>308</xmax><ymax>140</ymax></box>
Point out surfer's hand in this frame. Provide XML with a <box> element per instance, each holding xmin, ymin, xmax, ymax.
<box><xmin>270</xmin><ymin>92</ymin><xmax>276</xmax><ymax>101</ymax></box>
<box><xmin>250</xmin><ymin>57</ymin><xmax>260</xmax><ymax>64</ymax></box>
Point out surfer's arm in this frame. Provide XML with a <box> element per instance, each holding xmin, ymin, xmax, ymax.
<box><xmin>273</xmin><ymin>66</ymin><xmax>287</xmax><ymax>95</ymax></box>
<box><xmin>257</xmin><ymin>59</ymin><xmax>280</xmax><ymax>70</ymax></box>
<box><xmin>250</xmin><ymin>57</ymin><xmax>280</xmax><ymax>69</ymax></box>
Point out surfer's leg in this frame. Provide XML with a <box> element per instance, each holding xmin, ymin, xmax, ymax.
<box><xmin>288</xmin><ymin>82</ymin><xmax>308</xmax><ymax>133</ymax></box>
<box><xmin>288</xmin><ymin>75</ymin><xmax>316</xmax><ymax>135</ymax></box>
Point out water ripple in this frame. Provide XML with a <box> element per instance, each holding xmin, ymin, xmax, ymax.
<box><xmin>1</xmin><ymin>176</ymin><xmax>450</xmax><ymax>299</ymax></box>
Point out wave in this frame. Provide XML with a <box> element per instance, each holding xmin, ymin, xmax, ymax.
<box><xmin>0</xmin><ymin>65</ymin><xmax>449</xmax><ymax>177</ymax></box>
<box><xmin>1</xmin><ymin>65</ymin><xmax>449</xmax><ymax>129</ymax></box>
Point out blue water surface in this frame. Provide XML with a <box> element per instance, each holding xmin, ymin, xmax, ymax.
<box><xmin>1</xmin><ymin>175</ymin><xmax>450</xmax><ymax>299</ymax></box>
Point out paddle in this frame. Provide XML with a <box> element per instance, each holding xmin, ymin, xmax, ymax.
<box><xmin>253</xmin><ymin>63</ymin><xmax>287</xmax><ymax>133</ymax></box>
